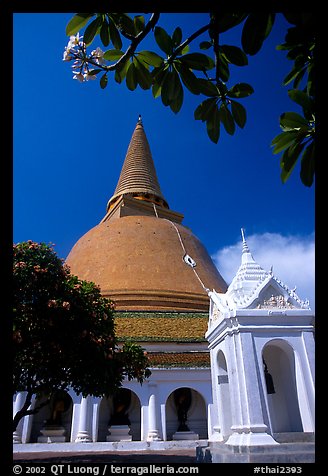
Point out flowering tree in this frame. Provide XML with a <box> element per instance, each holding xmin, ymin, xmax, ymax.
<box><xmin>63</xmin><ymin>12</ymin><xmax>315</xmax><ymax>187</ymax></box>
<box><xmin>13</xmin><ymin>241</ymin><xmax>151</xmax><ymax>431</ymax></box>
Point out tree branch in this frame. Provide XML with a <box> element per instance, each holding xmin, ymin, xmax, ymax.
<box><xmin>209</xmin><ymin>13</ymin><xmax>226</xmax><ymax>98</ymax></box>
<box><xmin>99</xmin><ymin>13</ymin><xmax>161</xmax><ymax>73</ymax></box>
<box><xmin>13</xmin><ymin>391</ymin><xmax>51</xmax><ymax>432</ymax></box>
<box><xmin>168</xmin><ymin>23</ymin><xmax>211</xmax><ymax>62</ymax></box>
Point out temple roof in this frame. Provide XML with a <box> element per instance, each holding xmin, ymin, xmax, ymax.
<box><xmin>146</xmin><ymin>351</ymin><xmax>210</xmax><ymax>368</ymax></box>
<box><xmin>208</xmin><ymin>229</ymin><xmax>311</xmax><ymax>315</ymax></box>
<box><xmin>107</xmin><ymin>116</ymin><xmax>169</xmax><ymax>210</ymax></box>
<box><xmin>114</xmin><ymin>311</ymin><xmax>208</xmax><ymax>342</ymax></box>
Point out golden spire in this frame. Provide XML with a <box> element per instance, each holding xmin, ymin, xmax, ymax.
<box><xmin>107</xmin><ymin>116</ymin><xmax>169</xmax><ymax>211</ymax></box>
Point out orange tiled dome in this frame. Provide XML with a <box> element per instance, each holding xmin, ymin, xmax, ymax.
<box><xmin>66</xmin><ymin>214</ymin><xmax>227</xmax><ymax>311</ymax></box>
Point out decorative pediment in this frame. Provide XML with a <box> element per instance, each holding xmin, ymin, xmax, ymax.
<box><xmin>256</xmin><ymin>282</ymin><xmax>295</xmax><ymax>309</ymax></box>
<box><xmin>208</xmin><ymin>229</ymin><xmax>310</xmax><ymax>323</ymax></box>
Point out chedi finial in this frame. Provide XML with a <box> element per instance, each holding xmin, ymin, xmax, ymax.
<box><xmin>241</xmin><ymin>228</ymin><xmax>250</xmax><ymax>254</ymax></box>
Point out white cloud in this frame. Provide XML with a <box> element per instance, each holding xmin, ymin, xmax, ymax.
<box><xmin>212</xmin><ymin>232</ymin><xmax>315</xmax><ymax>310</ymax></box>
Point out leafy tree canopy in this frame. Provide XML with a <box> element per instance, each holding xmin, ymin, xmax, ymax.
<box><xmin>63</xmin><ymin>12</ymin><xmax>315</xmax><ymax>187</ymax></box>
<box><xmin>13</xmin><ymin>241</ymin><xmax>151</xmax><ymax>430</ymax></box>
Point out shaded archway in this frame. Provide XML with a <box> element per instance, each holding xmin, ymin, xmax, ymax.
<box><xmin>262</xmin><ymin>340</ymin><xmax>303</xmax><ymax>433</ymax></box>
<box><xmin>29</xmin><ymin>390</ymin><xmax>73</xmax><ymax>442</ymax></box>
<box><xmin>97</xmin><ymin>389</ymin><xmax>141</xmax><ymax>441</ymax></box>
<box><xmin>165</xmin><ymin>387</ymin><xmax>207</xmax><ymax>440</ymax></box>
<box><xmin>217</xmin><ymin>350</ymin><xmax>232</xmax><ymax>438</ymax></box>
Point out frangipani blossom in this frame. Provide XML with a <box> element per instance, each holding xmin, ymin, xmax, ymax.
<box><xmin>67</xmin><ymin>32</ymin><xmax>83</xmax><ymax>49</ymax></box>
<box><xmin>63</xmin><ymin>47</ymin><xmax>72</xmax><ymax>61</ymax></box>
<box><xmin>84</xmin><ymin>71</ymin><xmax>98</xmax><ymax>81</ymax></box>
<box><xmin>91</xmin><ymin>47</ymin><xmax>105</xmax><ymax>65</ymax></box>
<box><xmin>63</xmin><ymin>33</ymin><xmax>105</xmax><ymax>83</ymax></box>
<box><xmin>72</xmin><ymin>72</ymin><xmax>85</xmax><ymax>82</ymax></box>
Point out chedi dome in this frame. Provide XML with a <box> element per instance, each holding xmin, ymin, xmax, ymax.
<box><xmin>66</xmin><ymin>117</ymin><xmax>227</xmax><ymax>311</ymax></box>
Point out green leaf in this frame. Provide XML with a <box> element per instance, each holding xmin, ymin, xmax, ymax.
<box><xmin>66</xmin><ymin>13</ymin><xmax>95</xmax><ymax>36</ymax></box>
<box><xmin>108</xmin><ymin>18</ymin><xmax>122</xmax><ymax>50</ymax></box>
<box><xmin>196</xmin><ymin>79</ymin><xmax>218</xmax><ymax>97</ymax></box>
<box><xmin>230</xmin><ymin>100</ymin><xmax>246</xmax><ymax>128</ymax></box>
<box><xmin>134</xmin><ymin>59</ymin><xmax>152</xmax><ymax>90</ymax></box>
<box><xmin>300</xmin><ymin>141</ymin><xmax>315</xmax><ymax>187</ymax></box>
<box><xmin>194</xmin><ymin>98</ymin><xmax>217</xmax><ymax>122</ymax></box>
<box><xmin>83</xmin><ymin>17</ymin><xmax>102</xmax><ymax>45</ymax></box>
<box><xmin>87</xmin><ymin>68</ymin><xmax>102</xmax><ymax>76</ymax></box>
<box><xmin>154</xmin><ymin>26</ymin><xmax>173</xmax><ymax>55</ymax></box>
<box><xmin>242</xmin><ymin>13</ymin><xmax>275</xmax><ymax>55</ymax></box>
<box><xmin>180</xmin><ymin>44</ymin><xmax>190</xmax><ymax>55</ymax></box>
<box><xmin>100</xmin><ymin>73</ymin><xmax>108</xmax><ymax>89</ymax></box>
<box><xmin>137</xmin><ymin>51</ymin><xmax>164</xmax><ymax>68</ymax></box>
<box><xmin>220</xmin><ymin>104</ymin><xmax>235</xmax><ymax>135</ymax></box>
<box><xmin>283</xmin><ymin>65</ymin><xmax>303</xmax><ymax>86</ymax></box>
<box><xmin>152</xmin><ymin>82</ymin><xmax>162</xmax><ymax>99</ymax></box>
<box><xmin>288</xmin><ymin>89</ymin><xmax>315</xmax><ymax>113</ymax></box>
<box><xmin>215</xmin><ymin>13</ymin><xmax>248</xmax><ymax>34</ymax></box>
<box><xmin>199</xmin><ymin>41</ymin><xmax>212</xmax><ymax>50</ymax></box>
<box><xmin>217</xmin><ymin>52</ymin><xmax>230</xmax><ymax>82</ymax></box>
<box><xmin>294</xmin><ymin>68</ymin><xmax>306</xmax><ymax>90</ymax></box>
<box><xmin>161</xmin><ymin>70</ymin><xmax>180</xmax><ymax>105</ymax></box>
<box><xmin>220</xmin><ymin>45</ymin><xmax>248</xmax><ymax>66</ymax></box>
<box><xmin>180</xmin><ymin>53</ymin><xmax>215</xmax><ymax>71</ymax></box>
<box><xmin>280</xmin><ymin>112</ymin><xmax>309</xmax><ymax>130</ymax></box>
<box><xmin>172</xmin><ymin>27</ymin><xmax>182</xmax><ymax>47</ymax></box>
<box><xmin>228</xmin><ymin>83</ymin><xmax>254</xmax><ymax>98</ymax></box>
<box><xmin>307</xmin><ymin>63</ymin><xmax>315</xmax><ymax>97</ymax></box>
<box><xmin>280</xmin><ymin>140</ymin><xmax>305</xmax><ymax>183</ymax></box>
<box><xmin>151</xmin><ymin>65</ymin><xmax>167</xmax><ymax>84</ymax></box>
<box><xmin>206</xmin><ymin>105</ymin><xmax>220</xmax><ymax>143</ymax></box>
<box><xmin>169</xmin><ymin>79</ymin><xmax>184</xmax><ymax>113</ymax></box>
<box><xmin>111</xmin><ymin>13</ymin><xmax>135</xmax><ymax>37</ymax></box>
<box><xmin>114</xmin><ymin>60</ymin><xmax>130</xmax><ymax>84</ymax></box>
<box><xmin>206</xmin><ymin>121</ymin><xmax>220</xmax><ymax>144</ymax></box>
<box><xmin>103</xmin><ymin>49</ymin><xmax>124</xmax><ymax>61</ymax></box>
<box><xmin>100</xmin><ymin>20</ymin><xmax>110</xmax><ymax>46</ymax></box>
<box><xmin>176</xmin><ymin>63</ymin><xmax>200</xmax><ymax>95</ymax></box>
<box><xmin>133</xmin><ymin>15</ymin><xmax>145</xmax><ymax>35</ymax></box>
<box><xmin>271</xmin><ymin>131</ymin><xmax>300</xmax><ymax>154</ymax></box>
<box><xmin>126</xmin><ymin>62</ymin><xmax>137</xmax><ymax>91</ymax></box>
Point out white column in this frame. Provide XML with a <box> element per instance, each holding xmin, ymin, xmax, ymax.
<box><xmin>13</xmin><ymin>392</ymin><xmax>26</xmax><ymax>444</ymax></box>
<box><xmin>75</xmin><ymin>396</ymin><xmax>92</xmax><ymax>442</ymax></box>
<box><xmin>226</xmin><ymin>331</ymin><xmax>278</xmax><ymax>446</ymax></box>
<box><xmin>208</xmin><ymin>347</ymin><xmax>223</xmax><ymax>442</ymax></box>
<box><xmin>147</xmin><ymin>390</ymin><xmax>161</xmax><ymax>441</ymax></box>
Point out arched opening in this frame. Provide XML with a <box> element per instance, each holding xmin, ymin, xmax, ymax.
<box><xmin>217</xmin><ymin>350</ymin><xmax>232</xmax><ymax>438</ymax></box>
<box><xmin>262</xmin><ymin>340</ymin><xmax>303</xmax><ymax>433</ymax></box>
<box><xmin>29</xmin><ymin>390</ymin><xmax>73</xmax><ymax>442</ymax></box>
<box><xmin>165</xmin><ymin>387</ymin><xmax>207</xmax><ymax>440</ymax></box>
<box><xmin>97</xmin><ymin>389</ymin><xmax>141</xmax><ymax>441</ymax></box>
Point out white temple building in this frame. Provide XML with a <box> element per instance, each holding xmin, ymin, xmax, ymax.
<box><xmin>201</xmin><ymin>229</ymin><xmax>315</xmax><ymax>462</ymax></box>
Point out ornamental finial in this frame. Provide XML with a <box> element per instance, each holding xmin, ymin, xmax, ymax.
<box><xmin>241</xmin><ymin>228</ymin><xmax>250</xmax><ymax>254</ymax></box>
<box><xmin>138</xmin><ymin>114</ymin><xmax>142</xmax><ymax>124</ymax></box>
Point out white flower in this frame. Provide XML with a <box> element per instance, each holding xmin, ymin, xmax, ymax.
<box><xmin>63</xmin><ymin>47</ymin><xmax>72</xmax><ymax>61</ymax></box>
<box><xmin>84</xmin><ymin>70</ymin><xmax>98</xmax><ymax>81</ymax></box>
<box><xmin>72</xmin><ymin>72</ymin><xmax>85</xmax><ymax>82</ymax></box>
<box><xmin>91</xmin><ymin>47</ymin><xmax>105</xmax><ymax>65</ymax></box>
<box><xmin>67</xmin><ymin>32</ymin><xmax>84</xmax><ymax>50</ymax></box>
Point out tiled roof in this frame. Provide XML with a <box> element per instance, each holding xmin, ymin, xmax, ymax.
<box><xmin>147</xmin><ymin>351</ymin><xmax>210</xmax><ymax>368</ymax></box>
<box><xmin>114</xmin><ymin>311</ymin><xmax>209</xmax><ymax>342</ymax></box>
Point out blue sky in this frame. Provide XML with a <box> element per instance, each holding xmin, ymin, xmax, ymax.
<box><xmin>13</xmin><ymin>13</ymin><xmax>315</xmax><ymax>308</ymax></box>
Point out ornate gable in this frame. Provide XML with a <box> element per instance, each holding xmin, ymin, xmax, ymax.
<box><xmin>207</xmin><ymin>229</ymin><xmax>310</xmax><ymax>328</ymax></box>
